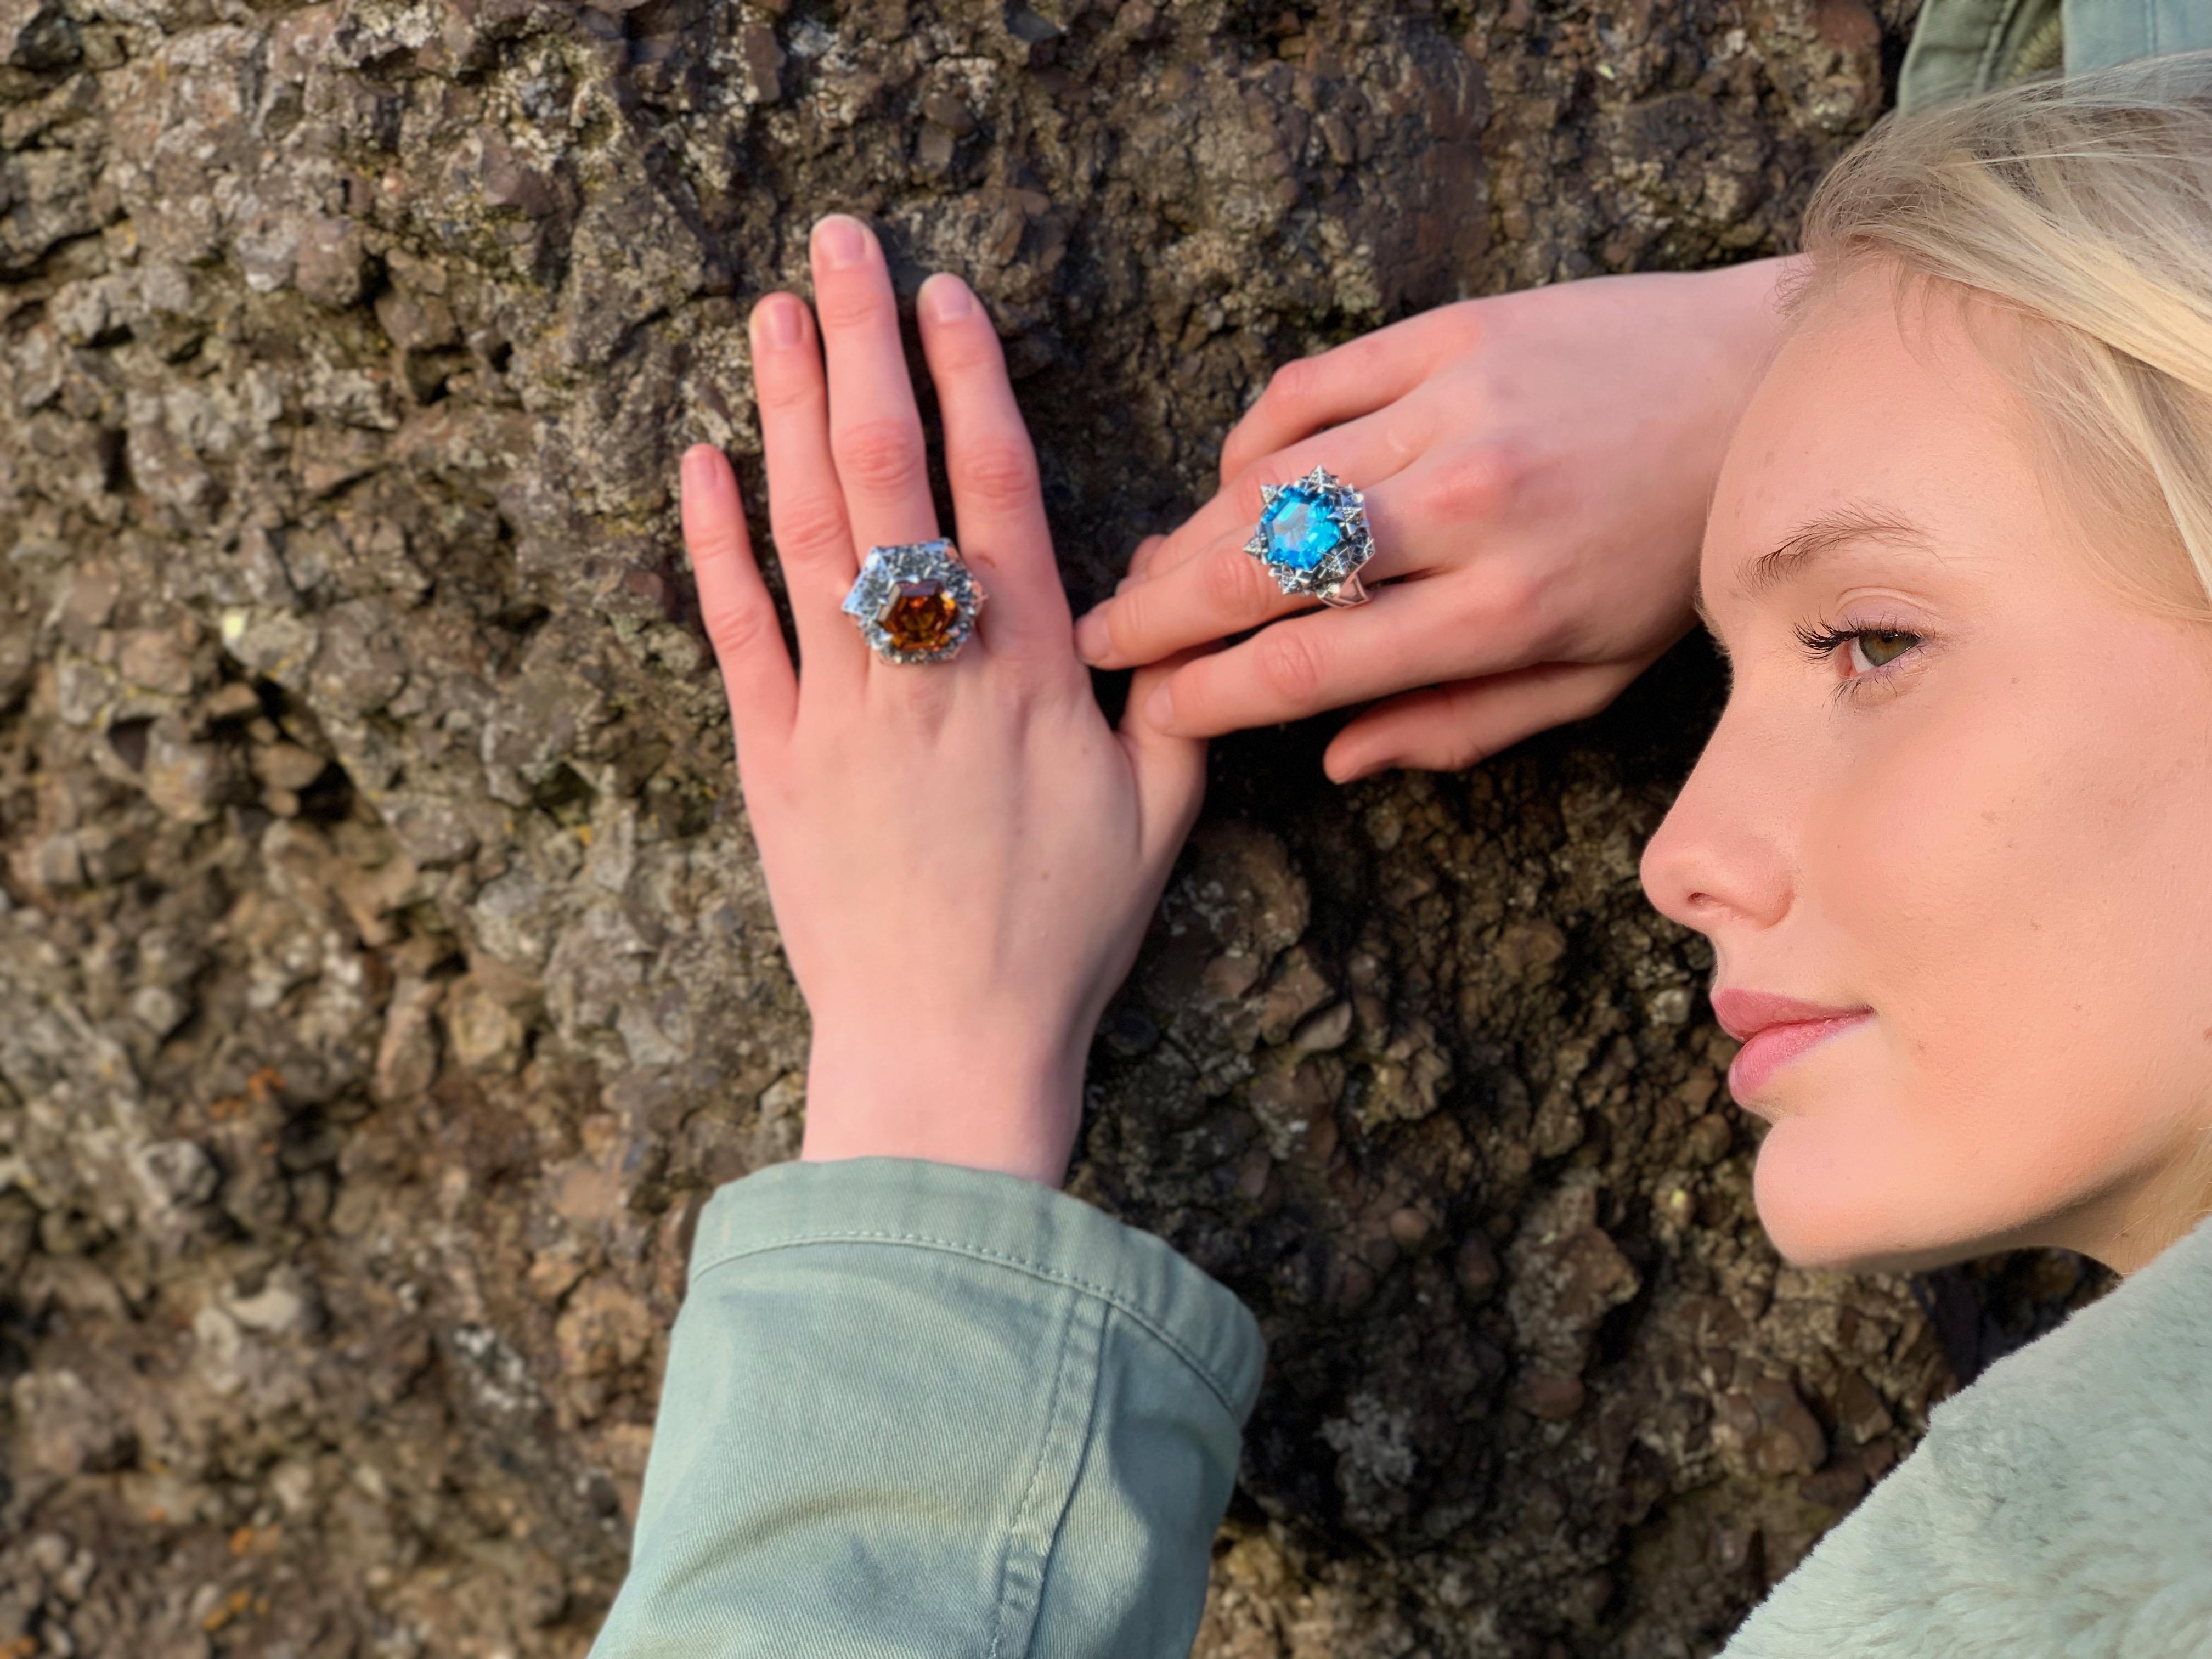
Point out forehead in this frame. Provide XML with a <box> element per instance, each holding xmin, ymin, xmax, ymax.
<box><xmin>1702</xmin><ymin>271</ymin><xmax>2037</xmax><ymax>601</ymax></box>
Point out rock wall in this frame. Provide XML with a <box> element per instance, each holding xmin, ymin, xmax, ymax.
<box><xmin>0</xmin><ymin>0</ymin><xmax>2113</xmax><ymax>1653</ymax></box>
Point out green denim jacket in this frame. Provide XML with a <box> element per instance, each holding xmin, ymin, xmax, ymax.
<box><xmin>1899</xmin><ymin>0</ymin><xmax>2212</xmax><ymax>113</ymax></box>
<box><xmin>587</xmin><ymin>1157</ymin><xmax>1267</xmax><ymax>1658</ymax></box>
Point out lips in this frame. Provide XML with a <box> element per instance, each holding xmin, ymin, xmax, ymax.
<box><xmin>1709</xmin><ymin>988</ymin><xmax>1872</xmax><ymax>1102</ymax></box>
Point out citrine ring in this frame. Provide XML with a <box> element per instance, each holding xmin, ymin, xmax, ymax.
<box><xmin>1245</xmin><ymin>465</ymin><xmax>1375</xmax><ymax>607</ymax></box>
<box><xmin>842</xmin><ymin>539</ymin><xmax>985</xmax><ymax>664</ymax></box>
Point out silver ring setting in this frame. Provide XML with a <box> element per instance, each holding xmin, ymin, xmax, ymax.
<box><xmin>1245</xmin><ymin>465</ymin><xmax>1375</xmax><ymax>607</ymax></box>
<box><xmin>842</xmin><ymin>539</ymin><xmax>985</xmax><ymax>664</ymax></box>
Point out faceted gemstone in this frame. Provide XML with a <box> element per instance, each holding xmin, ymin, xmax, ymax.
<box><xmin>1260</xmin><ymin>486</ymin><xmax>1343</xmax><ymax>570</ymax></box>
<box><xmin>881</xmin><ymin>579</ymin><xmax>960</xmax><ymax>653</ymax></box>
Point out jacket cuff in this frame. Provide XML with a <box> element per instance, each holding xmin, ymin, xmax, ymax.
<box><xmin>687</xmin><ymin>1155</ymin><xmax>1268</xmax><ymax>1424</ymax></box>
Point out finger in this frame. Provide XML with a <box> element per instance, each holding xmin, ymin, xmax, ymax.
<box><xmin>1075</xmin><ymin>457</ymin><xmax>1430</xmax><ymax>671</ymax></box>
<box><xmin>751</xmin><ymin>292</ymin><xmax>867</xmax><ymax>685</ymax></box>
<box><xmin>1118</xmin><ymin>647</ymin><xmax>1210</xmax><ymax>866</ymax></box>
<box><xmin>1180</xmin><ymin>404</ymin><xmax>1432</xmax><ymax>582</ymax></box>
<box><xmin>810</xmin><ymin>215</ymin><xmax>939</xmax><ymax>554</ymax></box>
<box><xmin>1321</xmin><ymin>660</ymin><xmax>1653</xmax><ymax>782</ymax></box>
<box><xmin>682</xmin><ymin>443</ymin><xmax>797</xmax><ymax>758</ymax></box>
<box><xmin>1218</xmin><ymin>313</ymin><xmax>1445</xmax><ymax>484</ymax></box>
<box><xmin>1139</xmin><ymin>576</ymin><xmax>1558</xmax><ymax>739</ymax></box>
<box><xmin>1118</xmin><ymin>534</ymin><xmax>1168</xmax><ymax>592</ymax></box>
<box><xmin>1086</xmin><ymin>399</ymin><xmax>1430</xmax><ymax>641</ymax></box>
<box><xmin>917</xmin><ymin>273</ymin><xmax>1068</xmax><ymax>662</ymax></box>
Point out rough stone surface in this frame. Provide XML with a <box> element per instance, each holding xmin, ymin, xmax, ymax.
<box><xmin>0</xmin><ymin>0</ymin><xmax>2119</xmax><ymax>1654</ymax></box>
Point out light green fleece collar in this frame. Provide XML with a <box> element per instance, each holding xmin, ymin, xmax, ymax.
<box><xmin>1723</xmin><ymin>1210</ymin><xmax>2212</xmax><ymax>1656</ymax></box>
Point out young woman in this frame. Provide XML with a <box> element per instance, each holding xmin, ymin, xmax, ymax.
<box><xmin>586</xmin><ymin>57</ymin><xmax>2212</xmax><ymax>1659</ymax></box>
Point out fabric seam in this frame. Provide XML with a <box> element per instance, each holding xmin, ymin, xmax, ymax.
<box><xmin>1977</xmin><ymin>0</ymin><xmax>2030</xmax><ymax>91</ymax></box>
<box><xmin>689</xmin><ymin>1229</ymin><xmax>1251</xmax><ymax>1417</ymax></box>
<box><xmin>985</xmin><ymin>1294</ymin><xmax>1103</xmax><ymax>1659</ymax></box>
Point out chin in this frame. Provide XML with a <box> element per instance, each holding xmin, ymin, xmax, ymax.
<box><xmin>1748</xmin><ymin>1119</ymin><xmax>1987</xmax><ymax>1276</ymax></box>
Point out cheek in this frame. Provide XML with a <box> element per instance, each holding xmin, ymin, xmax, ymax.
<box><xmin>1784</xmin><ymin>655</ymin><xmax>2212</xmax><ymax>1246</ymax></box>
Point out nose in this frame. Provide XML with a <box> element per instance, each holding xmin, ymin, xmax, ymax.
<box><xmin>1639</xmin><ymin>701</ymin><xmax>1795</xmax><ymax>940</ymax></box>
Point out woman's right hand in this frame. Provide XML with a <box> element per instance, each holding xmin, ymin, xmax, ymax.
<box><xmin>1071</xmin><ymin>257</ymin><xmax>1801</xmax><ymax>780</ymax></box>
<box><xmin>682</xmin><ymin>216</ymin><xmax>1206</xmax><ymax>1191</ymax></box>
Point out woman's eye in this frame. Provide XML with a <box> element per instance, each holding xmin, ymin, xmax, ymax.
<box><xmin>1847</xmin><ymin>630</ymin><xmax>1920</xmax><ymax>674</ymax></box>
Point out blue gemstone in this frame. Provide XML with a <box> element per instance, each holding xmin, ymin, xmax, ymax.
<box><xmin>1261</xmin><ymin>486</ymin><xmax>1343</xmax><ymax>570</ymax></box>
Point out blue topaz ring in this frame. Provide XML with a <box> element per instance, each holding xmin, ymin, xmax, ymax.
<box><xmin>1246</xmin><ymin>466</ymin><xmax>1375</xmax><ymax>608</ymax></box>
<box><xmin>842</xmin><ymin>539</ymin><xmax>985</xmax><ymax>664</ymax></box>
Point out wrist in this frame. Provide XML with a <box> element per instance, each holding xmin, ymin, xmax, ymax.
<box><xmin>796</xmin><ymin>1028</ymin><xmax>1088</xmax><ymax>1188</ymax></box>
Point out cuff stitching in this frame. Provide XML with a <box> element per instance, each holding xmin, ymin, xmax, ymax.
<box><xmin>689</xmin><ymin>1228</ymin><xmax>1253</xmax><ymax>1418</ymax></box>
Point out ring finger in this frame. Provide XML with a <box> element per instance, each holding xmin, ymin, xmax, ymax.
<box><xmin>1073</xmin><ymin>458</ymin><xmax>1430</xmax><ymax>672</ymax></box>
<box><xmin>1120</xmin><ymin>398</ymin><xmax>1433</xmax><ymax>592</ymax></box>
<box><xmin>811</xmin><ymin>215</ymin><xmax>943</xmax><ymax>558</ymax></box>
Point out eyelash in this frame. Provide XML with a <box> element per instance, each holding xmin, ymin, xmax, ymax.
<box><xmin>1792</xmin><ymin>617</ymin><xmax>1927</xmax><ymax>702</ymax></box>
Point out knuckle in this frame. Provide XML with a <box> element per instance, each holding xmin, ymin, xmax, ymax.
<box><xmin>1264</xmin><ymin>354</ymin><xmax>1316</xmax><ymax>411</ymax></box>
<box><xmin>812</xmin><ymin>281</ymin><xmax>890</xmax><ymax>334</ymax></box>
<box><xmin>1126</xmin><ymin>533</ymin><xmax>1167</xmax><ymax>583</ymax></box>
<box><xmin>834</xmin><ymin>417</ymin><xmax>927</xmax><ymax>495</ymax></box>
<box><xmin>1445</xmin><ymin>736</ymin><xmax>1488</xmax><ymax>771</ymax></box>
<box><xmin>702</xmin><ymin>593</ymin><xmax>776</xmax><ymax>659</ymax></box>
<box><xmin>933</xmin><ymin>325</ymin><xmax>1003</xmax><ymax>376</ymax></box>
<box><xmin>1256</xmin><ymin>625</ymin><xmax>1327</xmax><ymax>704</ymax></box>
<box><xmin>1218</xmin><ymin>432</ymin><xmax>1252</xmax><ymax>486</ymax></box>
<box><xmin>1200</xmin><ymin>546</ymin><xmax>1268</xmax><ymax>617</ymax></box>
<box><xmin>1429</xmin><ymin>440</ymin><xmax>1526</xmax><ymax>522</ymax></box>
<box><xmin>753</xmin><ymin>364</ymin><xmax>820</xmax><ymax>416</ymax></box>
<box><xmin>1379</xmin><ymin>407</ymin><xmax>1428</xmax><ymax>465</ymax></box>
<box><xmin>1103</xmin><ymin>583</ymin><xmax>1153</xmax><ymax>657</ymax></box>
<box><xmin>1489</xmin><ymin>568</ymin><xmax>1545</xmax><ymax>628</ymax></box>
<box><xmin>1441</xmin><ymin>297</ymin><xmax>1487</xmax><ymax>351</ymax></box>
<box><xmin>1566</xmin><ymin>669</ymin><xmax>1624</xmax><ymax>721</ymax></box>
<box><xmin>1471</xmin><ymin>570</ymin><xmax>1563</xmax><ymax>655</ymax></box>
<box><xmin>1228</xmin><ymin>461</ymin><xmax>1274</xmax><ymax>523</ymax></box>
<box><xmin>769</xmin><ymin>493</ymin><xmax>849</xmax><ymax>562</ymax></box>
<box><xmin>954</xmin><ymin>437</ymin><xmax>1039</xmax><ymax>512</ymax></box>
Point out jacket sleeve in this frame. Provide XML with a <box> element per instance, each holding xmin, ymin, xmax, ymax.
<box><xmin>586</xmin><ymin>1154</ymin><xmax>1269</xmax><ymax>1659</ymax></box>
<box><xmin>1898</xmin><ymin>0</ymin><xmax>2212</xmax><ymax>116</ymax></box>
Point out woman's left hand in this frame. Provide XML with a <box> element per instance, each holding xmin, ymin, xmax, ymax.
<box><xmin>1067</xmin><ymin>262</ymin><xmax>1793</xmax><ymax>780</ymax></box>
<box><xmin>681</xmin><ymin>215</ymin><xmax>1206</xmax><ymax>1189</ymax></box>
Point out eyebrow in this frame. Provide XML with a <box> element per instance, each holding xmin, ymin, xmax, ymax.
<box><xmin>1691</xmin><ymin>504</ymin><xmax>1939</xmax><ymax>637</ymax></box>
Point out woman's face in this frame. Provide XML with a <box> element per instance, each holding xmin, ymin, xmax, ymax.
<box><xmin>1640</xmin><ymin>263</ymin><xmax>2212</xmax><ymax>1277</ymax></box>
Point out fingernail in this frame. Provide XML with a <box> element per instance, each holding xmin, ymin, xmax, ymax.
<box><xmin>681</xmin><ymin>445</ymin><xmax>715</xmax><ymax>496</ymax></box>
<box><xmin>753</xmin><ymin>297</ymin><xmax>800</xmax><ymax>348</ymax></box>
<box><xmin>1074</xmin><ymin>611</ymin><xmax>1109</xmax><ymax>663</ymax></box>
<box><xmin>1144</xmin><ymin>684</ymin><xmax>1173</xmax><ymax>727</ymax></box>
<box><xmin>923</xmin><ymin>274</ymin><xmax>972</xmax><ymax>322</ymax></box>
<box><xmin>814</xmin><ymin>214</ymin><xmax>869</xmax><ymax>269</ymax></box>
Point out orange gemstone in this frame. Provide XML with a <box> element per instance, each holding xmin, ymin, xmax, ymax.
<box><xmin>881</xmin><ymin>579</ymin><xmax>959</xmax><ymax>653</ymax></box>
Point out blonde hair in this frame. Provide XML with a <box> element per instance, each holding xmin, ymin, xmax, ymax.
<box><xmin>1784</xmin><ymin>54</ymin><xmax>2212</xmax><ymax>1252</ymax></box>
<box><xmin>1782</xmin><ymin>49</ymin><xmax>2212</xmax><ymax>627</ymax></box>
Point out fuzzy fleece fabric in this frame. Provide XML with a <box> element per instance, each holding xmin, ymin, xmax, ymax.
<box><xmin>1721</xmin><ymin>1210</ymin><xmax>2212</xmax><ymax>1657</ymax></box>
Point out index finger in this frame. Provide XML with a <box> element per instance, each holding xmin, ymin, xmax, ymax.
<box><xmin>1217</xmin><ymin>313</ymin><xmax>1442</xmax><ymax>484</ymax></box>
